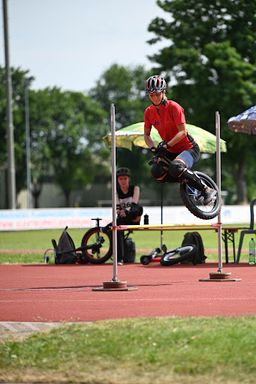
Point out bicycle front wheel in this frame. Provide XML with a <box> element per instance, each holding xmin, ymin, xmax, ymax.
<box><xmin>180</xmin><ymin>171</ymin><xmax>221</xmax><ymax>220</ymax></box>
<box><xmin>81</xmin><ymin>227</ymin><xmax>112</xmax><ymax>264</ymax></box>
<box><xmin>160</xmin><ymin>245</ymin><xmax>196</xmax><ymax>266</ymax></box>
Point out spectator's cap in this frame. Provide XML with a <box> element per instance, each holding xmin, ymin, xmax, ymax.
<box><xmin>116</xmin><ymin>167</ymin><xmax>131</xmax><ymax>177</ymax></box>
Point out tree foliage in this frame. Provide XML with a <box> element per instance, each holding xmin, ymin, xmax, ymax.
<box><xmin>0</xmin><ymin>67</ymin><xmax>108</xmax><ymax>207</ymax></box>
<box><xmin>148</xmin><ymin>0</ymin><xmax>256</xmax><ymax>203</ymax></box>
<box><xmin>29</xmin><ymin>88</ymin><xmax>107</xmax><ymax>207</ymax></box>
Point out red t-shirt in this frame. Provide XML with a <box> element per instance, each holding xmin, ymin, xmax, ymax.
<box><xmin>144</xmin><ymin>100</ymin><xmax>193</xmax><ymax>153</ymax></box>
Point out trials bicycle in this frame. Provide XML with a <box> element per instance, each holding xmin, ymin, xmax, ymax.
<box><xmin>149</xmin><ymin>151</ymin><xmax>221</xmax><ymax>220</ymax></box>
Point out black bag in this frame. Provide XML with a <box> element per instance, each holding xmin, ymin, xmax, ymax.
<box><xmin>53</xmin><ymin>227</ymin><xmax>78</xmax><ymax>264</ymax></box>
<box><xmin>123</xmin><ymin>237</ymin><xmax>136</xmax><ymax>263</ymax></box>
<box><xmin>181</xmin><ymin>231</ymin><xmax>207</xmax><ymax>265</ymax></box>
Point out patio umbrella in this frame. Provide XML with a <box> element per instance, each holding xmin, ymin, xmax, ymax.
<box><xmin>228</xmin><ymin>105</ymin><xmax>256</xmax><ymax>135</ymax></box>
<box><xmin>103</xmin><ymin>122</ymin><xmax>227</xmax><ymax>153</ymax></box>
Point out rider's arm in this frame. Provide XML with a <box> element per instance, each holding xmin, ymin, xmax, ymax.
<box><xmin>132</xmin><ymin>186</ymin><xmax>140</xmax><ymax>204</ymax></box>
<box><xmin>144</xmin><ymin>126</ymin><xmax>155</xmax><ymax>149</ymax></box>
<box><xmin>166</xmin><ymin>123</ymin><xmax>188</xmax><ymax>148</ymax></box>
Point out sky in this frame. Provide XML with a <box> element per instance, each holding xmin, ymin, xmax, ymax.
<box><xmin>0</xmin><ymin>0</ymin><xmax>166</xmax><ymax>93</ymax></box>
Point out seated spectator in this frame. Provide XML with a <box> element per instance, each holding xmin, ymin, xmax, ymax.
<box><xmin>116</xmin><ymin>167</ymin><xmax>143</xmax><ymax>225</ymax></box>
<box><xmin>115</xmin><ymin>167</ymin><xmax>143</xmax><ymax>264</ymax></box>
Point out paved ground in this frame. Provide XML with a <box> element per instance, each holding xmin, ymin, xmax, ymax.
<box><xmin>0</xmin><ymin>262</ymin><xmax>255</xmax><ymax>340</ymax></box>
<box><xmin>0</xmin><ymin>321</ymin><xmax>61</xmax><ymax>341</ymax></box>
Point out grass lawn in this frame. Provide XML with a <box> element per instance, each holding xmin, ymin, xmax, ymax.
<box><xmin>0</xmin><ymin>227</ymin><xmax>248</xmax><ymax>263</ymax></box>
<box><xmin>1</xmin><ymin>317</ymin><xmax>256</xmax><ymax>383</ymax></box>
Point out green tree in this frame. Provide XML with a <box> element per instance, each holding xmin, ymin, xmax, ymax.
<box><xmin>0</xmin><ymin>66</ymin><xmax>110</xmax><ymax>208</ymax></box>
<box><xmin>29</xmin><ymin>88</ymin><xmax>107</xmax><ymax>207</ymax></box>
<box><xmin>148</xmin><ymin>0</ymin><xmax>256</xmax><ymax>203</ymax></box>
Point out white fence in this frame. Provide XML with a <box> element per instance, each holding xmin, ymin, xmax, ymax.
<box><xmin>0</xmin><ymin>205</ymin><xmax>251</xmax><ymax>231</ymax></box>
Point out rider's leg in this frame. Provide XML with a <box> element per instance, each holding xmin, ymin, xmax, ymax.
<box><xmin>169</xmin><ymin>152</ymin><xmax>216</xmax><ymax>204</ymax></box>
<box><xmin>151</xmin><ymin>159</ymin><xmax>176</xmax><ymax>182</ymax></box>
<box><xmin>151</xmin><ymin>161</ymin><xmax>168</xmax><ymax>182</ymax></box>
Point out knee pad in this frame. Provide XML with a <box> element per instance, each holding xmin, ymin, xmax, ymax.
<box><xmin>151</xmin><ymin>162</ymin><xmax>169</xmax><ymax>182</ymax></box>
<box><xmin>169</xmin><ymin>160</ymin><xmax>186</xmax><ymax>180</ymax></box>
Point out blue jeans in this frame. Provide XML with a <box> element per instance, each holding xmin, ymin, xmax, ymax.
<box><xmin>176</xmin><ymin>150</ymin><xmax>194</xmax><ymax>169</ymax></box>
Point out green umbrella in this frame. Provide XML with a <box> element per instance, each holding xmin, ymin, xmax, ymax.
<box><xmin>103</xmin><ymin>122</ymin><xmax>227</xmax><ymax>153</ymax></box>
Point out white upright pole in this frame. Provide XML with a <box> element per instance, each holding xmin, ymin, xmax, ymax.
<box><xmin>3</xmin><ymin>0</ymin><xmax>16</xmax><ymax>208</ymax></box>
<box><xmin>199</xmin><ymin>112</ymin><xmax>240</xmax><ymax>282</ymax></box>
<box><xmin>111</xmin><ymin>104</ymin><xmax>119</xmax><ymax>282</ymax></box>
<box><xmin>216</xmin><ymin>111</ymin><xmax>223</xmax><ymax>272</ymax></box>
<box><xmin>93</xmin><ymin>104</ymin><xmax>136</xmax><ymax>290</ymax></box>
<box><xmin>24</xmin><ymin>79</ymin><xmax>32</xmax><ymax>208</ymax></box>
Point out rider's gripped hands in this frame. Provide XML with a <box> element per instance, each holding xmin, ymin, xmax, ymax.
<box><xmin>150</xmin><ymin>141</ymin><xmax>169</xmax><ymax>154</ymax></box>
<box><xmin>154</xmin><ymin>141</ymin><xmax>169</xmax><ymax>157</ymax></box>
<box><xmin>157</xmin><ymin>140</ymin><xmax>168</xmax><ymax>149</ymax></box>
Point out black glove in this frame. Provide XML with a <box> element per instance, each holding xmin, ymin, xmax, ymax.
<box><xmin>157</xmin><ymin>140</ymin><xmax>168</xmax><ymax>149</ymax></box>
<box><xmin>155</xmin><ymin>141</ymin><xmax>169</xmax><ymax>157</ymax></box>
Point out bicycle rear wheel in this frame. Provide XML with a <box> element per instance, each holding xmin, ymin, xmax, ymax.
<box><xmin>81</xmin><ymin>227</ymin><xmax>112</xmax><ymax>264</ymax></box>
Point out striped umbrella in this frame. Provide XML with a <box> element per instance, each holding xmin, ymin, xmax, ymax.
<box><xmin>228</xmin><ymin>105</ymin><xmax>256</xmax><ymax>135</ymax></box>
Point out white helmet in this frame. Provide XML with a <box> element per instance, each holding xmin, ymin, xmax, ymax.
<box><xmin>145</xmin><ymin>75</ymin><xmax>167</xmax><ymax>94</ymax></box>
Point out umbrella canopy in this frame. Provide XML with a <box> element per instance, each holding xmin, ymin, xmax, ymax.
<box><xmin>103</xmin><ymin>122</ymin><xmax>227</xmax><ymax>153</ymax></box>
<box><xmin>228</xmin><ymin>105</ymin><xmax>256</xmax><ymax>135</ymax></box>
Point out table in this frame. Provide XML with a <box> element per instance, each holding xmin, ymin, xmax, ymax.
<box><xmin>221</xmin><ymin>227</ymin><xmax>246</xmax><ymax>263</ymax></box>
<box><xmin>117</xmin><ymin>223</ymin><xmax>244</xmax><ymax>263</ymax></box>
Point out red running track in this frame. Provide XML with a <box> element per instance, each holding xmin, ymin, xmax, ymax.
<box><xmin>0</xmin><ymin>263</ymin><xmax>255</xmax><ymax>322</ymax></box>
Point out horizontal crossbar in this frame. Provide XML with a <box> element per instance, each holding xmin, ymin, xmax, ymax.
<box><xmin>115</xmin><ymin>223</ymin><xmax>221</xmax><ymax>231</ymax></box>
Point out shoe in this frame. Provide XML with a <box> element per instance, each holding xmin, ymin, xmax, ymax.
<box><xmin>117</xmin><ymin>261</ymin><xmax>124</xmax><ymax>265</ymax></box>
<box><xmin>202</xmin><ymin>187</ymin><xmax>217</xmax><ymax>205</ymax></box>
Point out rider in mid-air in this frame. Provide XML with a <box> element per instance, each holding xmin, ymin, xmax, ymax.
<box><xmin>143</xmin><ymin>74</ymin><xmax>216</xmax><ymax>205</ymax></box>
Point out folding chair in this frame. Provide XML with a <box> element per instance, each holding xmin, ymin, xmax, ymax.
<box><xmin>236</xmin><ymin>198</ymin><xmax>256</xmax><ymax>263</ymax></box>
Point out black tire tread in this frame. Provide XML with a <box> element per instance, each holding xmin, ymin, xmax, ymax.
<box><xmin>81</xmin><ymin>227</ymin><xmax>112</xmax><ymax>264</ymax></box>
<box><xmin>180</xmin><ymin>171</ymin><xmax>221</xmax><ymax>220</ymax></box>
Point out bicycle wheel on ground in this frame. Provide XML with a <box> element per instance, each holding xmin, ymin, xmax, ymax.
<box><xmin>81</xmin><ymin>227</ymin><xmax>112</xmax><ymax>264</ymax></box>
<box><xmin>160</xmin><ymin>245</ymin><xmax>196</xmax><ymax>266</ymax></box>
<box><xmin>180</xmin><ymin>171</ymin><xmax>221</xmax><ymax>220</ymax></box>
